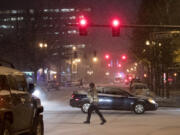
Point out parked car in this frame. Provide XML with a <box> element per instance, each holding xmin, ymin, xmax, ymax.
<box><xmin>130</xmin><ymin>83</ymin><xmax>155</xmax><ymax>97</ymax></box>
<box><xmin>0</xmin><ymin>65</ymin><xmax>44</xmax><ymax>135</ymax></box>
<box><xmin>70</xmin><ymin>86</ymin><xmax>158</xmax><ymax>114</ymax></box>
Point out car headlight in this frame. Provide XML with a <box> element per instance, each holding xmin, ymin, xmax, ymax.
<box><xmin>148</xmin><ymin>98</ymin><xmax>156</xmax><ymax>104</ymax></box>
<box><xmin>32</xmin><ymin>89</ymin><xmax>40</xmax><ymax>97</ymax></box>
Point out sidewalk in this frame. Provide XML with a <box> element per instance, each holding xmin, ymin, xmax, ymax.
<box><xmin>156</xmin><ymin>96</ymin><xmax>180</xmax><ymax>107</ymax></box>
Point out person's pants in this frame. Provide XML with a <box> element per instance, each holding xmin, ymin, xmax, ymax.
<box><xmin>86</xmin><ymin>104</ymin><xmax>105</xmax><ymax>122</ymax></box>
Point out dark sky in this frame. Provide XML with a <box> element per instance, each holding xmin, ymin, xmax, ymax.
<box><xmin>0</xmin><ymin>0</ymin><xmax>141</xmax><ymax>54</ymax></box>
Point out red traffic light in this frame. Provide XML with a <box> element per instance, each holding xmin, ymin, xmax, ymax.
<box><xmin>79</xmin><ymin>18</ymin><xmax>87</xmax><ymax>27</ymax></box>
<box><xmin>105</xmin><ymin>54</ymin><xmax>110</xmax><ymax>60</ymax></box>
<box><xmin>112</xmin><ymin>19</ymin><xmax>120</xmax><ymax>27</ymax></box>
<box><xmin>121</xmin><ymin>55</ymin><xmax>127</xmax><ymax>60</ymax></box>
<box><xmin>111</xmin><ymin>19</ymin><xmax>120</xmax><ymax>37</ymax></box>
<box><xmin>78</xmin><ymin>17</ymin><xmax>88</xmax><ymax>36</ymax></box>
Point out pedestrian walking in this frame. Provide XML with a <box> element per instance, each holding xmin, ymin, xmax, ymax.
<box><xmin>84</xmin><ymin>82</ymin><xmax>106</xmax><ymax>125</ymax></box>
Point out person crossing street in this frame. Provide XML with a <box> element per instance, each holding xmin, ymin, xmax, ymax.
<box><xmin>84</xmin><ymin>82</ymin><xmax>106</xmax><ymax>125</ymax></box>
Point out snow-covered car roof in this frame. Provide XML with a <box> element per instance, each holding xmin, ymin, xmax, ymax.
<box><xmin>0</xmin><ymin>66</ymin><xmax>24</xmax><ymax>76</ymax></box>
<box><xmin>73</xmin><ymin>90</ymin><xmax>88</xmax><ymax>95</ymax></box>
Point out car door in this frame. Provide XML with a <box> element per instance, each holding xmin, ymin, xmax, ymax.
<box><xmin>99</xmin><ymin>90</ymin><xmax>114</xmax><ymax>109</ymax></box>
<box><xmin>14</xmin><ymin>75</ymin><xmax>34</xmax><ymax>129</ymax></box>
<box><xmin>116</xmin><ymin>91</ymin><xmax>134</xmax><ymax>110</ymax></box>
<box><xmin>7</xmin><ymin>75</ymin><xmax>26</xmax><ymax>132</ymax></box>
<box><xmin>110</xmin><ymin>91</ymin><xmax>125</xmax><ymax>109</ymax></box>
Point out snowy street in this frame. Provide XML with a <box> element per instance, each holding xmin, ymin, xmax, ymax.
<box><xmin>39</xmin><ymin>87</ymin><xmax>180</xmax><ymax>135</ymax></box>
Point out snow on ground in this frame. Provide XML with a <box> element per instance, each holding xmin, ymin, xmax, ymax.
<box><xmin>39</xmin><ymin>86</ymin><xmax>180</xmax><ymax>135</ymax></box>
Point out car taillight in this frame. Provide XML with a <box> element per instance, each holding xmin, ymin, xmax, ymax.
<box><xmin>72</xmin><ymin>94</ymin><xmax>75</xmax><ymax>99</ymax></box>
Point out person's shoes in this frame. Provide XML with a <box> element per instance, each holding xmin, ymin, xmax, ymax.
<box><xmin>84</xmin><ymin>121</ymin><xmax>90</xmax><ymax>124</ymax></box>
<box><xmin>100</xmin><ymin>119</ymin><xmax>106</xmax><ymax>125</ymax></box>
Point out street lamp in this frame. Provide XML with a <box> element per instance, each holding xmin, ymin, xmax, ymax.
<box><xmin>174</xmin><ymin>73</ymin><xmax>178</xmax><ymax>77</ymax></box>
<box><xmin>105</xmin><ymin>72</ymin><xmax>110</xmax><ymax>76</ymax></box>
<box><xmin>159</xmin><ymin>43</ymin><xmax>162</xmax><ymax>47</ymax></box>
<box><xmin>39</xmin><ymin>42</ymin><xmax>48</xmax><ymax>48</ymax></box>
<box><xmin>44</xmin><ymin>43</ymin><xmax>48</xmax><ymax>48</ymax></box>
<box><xmin>72</xmin><ymin>46</ymin><xmax>76</xmax><ymax>51</ymax></box>
<box><xmin>75</xmin><ymin>58</ymin><xmax>81</xmax><ymax>63</ymax></box>
<box><xmin>146</xmin><ymin>40</ymin><xmax>150</xmax><ymax>46</ymax></box>
<box><xmin>134</xmin><ymin>62</ymin><xmax>138</xmax><ymax>66</ymax></box>
<box><xmin>92</xmin><ymin>57</ymin><xmax>98</xmax><ymax>63</ymax></box>
<box><xmin>39</xmin><ymin>43</ymin><xmax>43</xmax><ymax>48</ymax></box>
<box><xmin>87</xmin><ymin>70</ymin><xmax>93</xmax><ymax>75</ymax></box>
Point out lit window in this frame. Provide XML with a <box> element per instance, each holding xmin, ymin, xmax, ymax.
<box><xmin>29</xmin><ymin>9</ymin><xmax>34</xmax><ymax>14</ymax></box>
<box><xmin>54</xmin><ymin>32</ymin><xmax>59</xmax><ymax>35</ymax></box>
<box><xmin>3</xmin><ymin>18</ymin><xmax>7</xmax><ymax>22</ymax></box>
<box><xmin>11</xmin><ymin>10</ymin><xmax>17</xmax><ymax>14</ymax></box>
<box><xmin>11</xmin><ymin>17</ymin><xmax>16</xmax><ymax>21</ymax></box>
<box><xmin>0</xmin><ymin>25</ymin><xmax>7</xmax><ymax>29</ymax></box>
<box><xmin>69</xmin><ymin>16</ymin><xmax>76</xmax><ymax>20</ymax></box>
<box><xmin>48</xmin><ymin>9</ymin><xmax>53</xmax><ymax>12</ymax></box>
<box><xmin>70</xmin><ymin>8</ymin><xmax>75</xmax><ymax>11</ymax></box>
<box><xmin>44</xmin><ymin>9</ymin><xmax>48</xmax><ymax>12</ymax></box>
<box><xmin>17</xmin><ymin>17</ymin><xmax>24</xmax><ymax>21</ymax></box>
<box><xmin>67</xmin><ymin>30</ymin><xmax>77</xmax><ymax>34</ymax></box>
<box><xmin>61</xmin><ymin>8</ymin><xmax>75</xmax><ymax>12</ymax></box>
<box><xmin>55</xmin><ymin>9</ymin><xmax>59</xmax><ymax>12</ymax></box>
<box><xmin>0</xmin><ymin>25</ymin><xmax>14</xmax><ymax>29</ymax></box>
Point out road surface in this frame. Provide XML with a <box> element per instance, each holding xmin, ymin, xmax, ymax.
<box><xmin>39</xmin><ymin>86</ymin><xmax>180</xmax><ymax>135</ymax></box>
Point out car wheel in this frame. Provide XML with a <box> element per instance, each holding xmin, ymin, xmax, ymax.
<box><xmin>134</xmin><ymin>103</ymin><xmax>145</xmax><ymax>114</ymax></box>
<box><xmin>2</xmin><ymin>120</ymin><xmax>11</xmax><ymax>135</ymax></box>
<box><xmin>81</xmin><ymin>103</ymin><xmax>90</xmax><ymax>113</ymax></box>
<box><xmin>31</xmin><ymin>116</ymin><xmax>44</xmax><ymax>135</ymax></box>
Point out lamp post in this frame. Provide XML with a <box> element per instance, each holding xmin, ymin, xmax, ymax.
<box><xmin>92</xmin><ymin>57</ymin><xmax>98</xmax><ymax>63</ymax></box>
<box><xmin>38</xmin><ymin>42</ymin><xmax>48</xmax><ymax>48</ymax></box>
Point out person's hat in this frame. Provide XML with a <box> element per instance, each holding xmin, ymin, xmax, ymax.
<box><xmin>89</xmin><ymin>82</ymin><xmax>95</xmax><ymax>88</ymax></box>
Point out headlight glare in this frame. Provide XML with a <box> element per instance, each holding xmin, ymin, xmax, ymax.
<box><xmin>148</xmin><ymin>98</ymin><xmax>156</xmax><ymax>104</ymax></box>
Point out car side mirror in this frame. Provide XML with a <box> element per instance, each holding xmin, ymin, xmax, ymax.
<box><xmin>28</xmin><ymin>83</ymin><xmax>35</xmax><ymax>94</ymax></box>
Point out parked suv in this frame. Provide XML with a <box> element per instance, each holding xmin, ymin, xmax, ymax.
<box><xmin>0</xmin><ymin>65</ymin><xmax>44</xmax><ymax>135</ymax></box>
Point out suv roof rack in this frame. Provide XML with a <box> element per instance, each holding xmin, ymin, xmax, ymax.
<box><xmin>0</xmin><ymin>59</ymin><xmax>15</xmax><ymax>69</ymax></box>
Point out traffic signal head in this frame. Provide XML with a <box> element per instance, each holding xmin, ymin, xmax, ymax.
<box><xmin>121</xmin><ymin>54</ymin><xmax>127</xmax><ymax>60</ymax></box>
<box><xmin>79</xmin><ymin>18</ymin><xmax>87</xmax><ymax>27</ymax></box>
<box><xmin>111</xmin><ymin>19</ymin><xmax>120</xmax><ymax>37</ymax></box>
<box><xmin>78</xmin><ymin>17</ymin><xmax>88</xmax><ymax>36</ymax></box>
<box><xmin>112</xmin><ymin>19</ymin><xmax>120</xmax><ymax>27</ymax></box>
<box><xmin>105</xmin><ymin>54</ymin><xmax>110</xmax><ymax>60</ymax></box>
